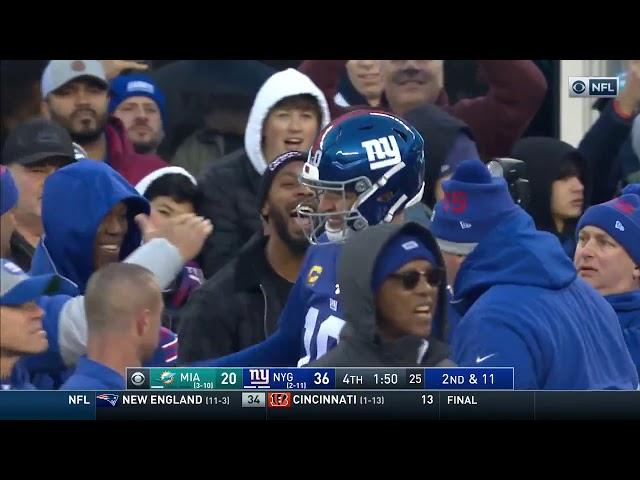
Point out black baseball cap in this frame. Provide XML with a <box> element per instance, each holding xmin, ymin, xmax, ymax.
<box><xmin>1</xmin><ymin>118</ymin><xmax>75</xmax><ymax>166</ymax></box>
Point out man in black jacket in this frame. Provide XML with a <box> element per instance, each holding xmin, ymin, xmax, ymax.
<box><xmin>178</xmin><ymin>151</ymin><xmax>315</xmax><ymax>362</ymax></box>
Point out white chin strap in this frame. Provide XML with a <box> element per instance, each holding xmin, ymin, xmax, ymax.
<box><xmin>325</xmin><ymin>227</ymin><xmax>351</xmax><ymax>243</ymax></box>
<box><xmin>406</xmin><ymin>182</ymin><xmax>425</xmax><ymax>208</ymax></box>
<box><xmin>383</xmin><ymin>181</ymin><xmax>425</xmax><ymax>222</ymax></box>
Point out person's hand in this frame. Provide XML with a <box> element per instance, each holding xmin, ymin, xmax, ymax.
<box><xmin>616</xmin><ymin>60</ymin><xmax>640</xmax><ymax>117</ymax></box>
<box><xmin>135</xmin><ymin>213</ymin><xmax>213</xmax><ymax>262</ymax></box>
<box><xmin>101</xmin><ymin>60</ymin><xmax>149</xmax><ymax>80</ymax></box>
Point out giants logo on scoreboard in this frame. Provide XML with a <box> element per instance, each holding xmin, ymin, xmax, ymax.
<box><xmin>247</xmin><ymin>368</ymin><xmax>270</xmax><ymax>389</ymax></box>
<box><xmin>268</xmin><ymin>392</ymin><xmax>292</xmax><ymax>408</ymax></box>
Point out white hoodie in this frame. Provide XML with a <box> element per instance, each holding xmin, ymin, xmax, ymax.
<box><xmin>135</xmin><ymin>166</ymin><xmax>197</xmax><ymax>196</ymax></box>
<box><xmin>244</xmin><ymin>68</ymin><xmax>331</xmax><ymax>176</ymax></box>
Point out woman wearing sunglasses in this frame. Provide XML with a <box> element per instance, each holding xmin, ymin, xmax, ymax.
<box><xmin>309</xmin><ymin>222</ymin><xmax>454</xmax><ymax>368</ymax></box>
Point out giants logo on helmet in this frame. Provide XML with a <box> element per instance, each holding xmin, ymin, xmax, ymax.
<box><xmin>361</xmin><ymin>135</ymin><xmax>401</xmax><ymax>170</ymax></box>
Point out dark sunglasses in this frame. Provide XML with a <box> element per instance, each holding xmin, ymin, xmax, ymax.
<box><xmin>388</xmin><ymin>269</ymin><xmax>443</xmax><ymax>290</ymax></box>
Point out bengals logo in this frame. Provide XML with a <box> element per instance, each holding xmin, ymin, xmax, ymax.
<box><xmin>268</xmin><ymin>392</ymin><xmax>291</xmax><ymax>408</ymax></box>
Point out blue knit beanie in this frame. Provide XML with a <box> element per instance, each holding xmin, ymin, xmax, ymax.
<box><xmin>430</xmin><ymin>159</ymin><xmax>518</xmax><ymax>255</ymax></box>
<box><xmin>577</xmin><ymin>190</ymin><xmax>640</xmax><ymax>265</ymax></box>
<box><xmin>109</xmin><ymin>74</ymin><xmax>166</xmax><ymax>126</ymax></box>
<box><xmin>371</xmin><ymin>233</ymin><xmax>438</xmax><ymax>292</ymax></box>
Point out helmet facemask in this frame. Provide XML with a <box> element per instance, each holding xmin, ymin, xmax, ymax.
<box><xmin>297</xmin><ymin>161</ymin><xmax>418</xmax><ymax>245</ymax></box>
<box><xmin>296</xmin><ymin>175</ymin><xmax>371</xmax><ymax>245</ymax></box>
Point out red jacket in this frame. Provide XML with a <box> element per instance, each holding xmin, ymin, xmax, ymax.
<box><xmin>104</xmin><ymin>117</ymin><xmax>168</xmax><ymax>185</ymax></box>
<box><xmin>298</xmin><ymin>60</ymin><xmax>548</xmax><ymax>158</ymax></box>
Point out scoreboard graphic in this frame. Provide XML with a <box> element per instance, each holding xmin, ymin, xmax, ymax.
<box><xmin>2</xmin><ymin>367</ymin><xmax>638</xmax><ymax>421</ymax></box>
<box><xmin>125</xmin><ymin>367</ymin><xmax>515</xmax><ymax>391</ymax></box>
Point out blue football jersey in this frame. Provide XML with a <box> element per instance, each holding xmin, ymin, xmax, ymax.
<box><xmin>295</xmin><ymin>242</ymin><xmax>345</xmax><ymax>365</ymax></box>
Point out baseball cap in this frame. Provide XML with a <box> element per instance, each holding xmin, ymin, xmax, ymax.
<box><xmin>41</xmin><ymin>60</ymin><xmax>108</xmax><ymax>99</ymax></box>
<box><xmin>0</xmin><ymin>259</ymin><xmax>77</xmax><ymax>306</ymax></box>
<box><xmin>1</xmin><ymin>119</ymin><xmax>75</xmax><ymax>166</ymax></box>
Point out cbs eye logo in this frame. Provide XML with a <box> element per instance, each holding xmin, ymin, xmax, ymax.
<box><xmin>569</xmin><ymin>77</ymin><xmax>618</xmax><ymax>98</ymax></box>
<box><xmin>130</xmin><ymin>371</ymin><xmax>146</xmax><ymax>386</ymax></box>
<box><xmin>571</xmin><ymin>80</ymin><xmax>586</xmax><ymax>95</ymax></box>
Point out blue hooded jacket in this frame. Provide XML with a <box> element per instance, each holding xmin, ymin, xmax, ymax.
<box><xmin>451</xmin><ymin>208</ymin><xmax>639</xmax><ymax>390</ymax></box>
<box><xmin>1</xmin><ymin>294</ymin><xmax>78</xmax><ymax>389</ymax></box>
<box><xmin>1</xmin><ymin>359</ymin><xmax>36</xmax><ymax>390</ymax></box>
<box><xmin>30</xmin><ymin>160</ymin><xmax>149</xmax><ymax>292</ymax></box>
<box><xmin>605</xmin><ymin>291</ymin><xmax>640</xmax><ymax>379</ymax></box>
<box><xmin>25</xmin><ymin>161</ymin><xmax>178</xmax><ymax>388</ymax></box>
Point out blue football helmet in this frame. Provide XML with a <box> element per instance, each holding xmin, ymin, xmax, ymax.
<box><xmin>297</xmin><ymin>110</ymin><xmax>426</xmax><ymax>244</ymax></box>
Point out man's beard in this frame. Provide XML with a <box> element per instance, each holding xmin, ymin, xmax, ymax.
<box><xmin>271</xmin><ymin>207</ymin><xmax>310</xmax><ymax>256</ymax></box>
<box><xmin>48</xmin><ymin>108</ymin><xmax>108</xmax><ymax>145</ymax></box>
<box><xmin>132</xmin><ymin>138</ymin><xmax>160</xmax><ymax>155</ymax></box>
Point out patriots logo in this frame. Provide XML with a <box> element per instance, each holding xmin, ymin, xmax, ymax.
<box><xmin>96</xmin><ymin>393</ymin><xmax>119</xmax><ymax>407</ymax></box>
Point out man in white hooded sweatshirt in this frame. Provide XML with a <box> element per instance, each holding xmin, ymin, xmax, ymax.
<box><xmin>197</xmin><ymin>69</ymin><xmax>330</xmax><ymax>278</ymax></box>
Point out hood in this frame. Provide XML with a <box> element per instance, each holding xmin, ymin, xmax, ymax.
<box><xmin>511</xmin><ymin>137</ymin><xmax>591</xmax><ymax>234</ymax></box>
<box><xmin>403</xmin><ymin>104</ymin><xmax>476</xmax><ymax>209</ymax></box>
<box><xmin>33</xmin><ymin>160</ymin><xmax>149</xmax><ymax>292</ymax></box>
<box><xmin>105</xmin><ymin>117</ymin><xmax>168</xmax><ymax>185</ymax></box>
<box><xmin>337</xmin><ymin>222</ymin><xmax>448</xmax><ymax>346</ymax></box>
<box><xmin>135</xmin><ymin>166</ymin><xmax>197</xmax><ymax>196</ymax></box>
<box><xmin>453</xmin><ymin>208</ymin><xmax>577</xmax><ymax>314</ymax></box>
<box><xmin>605</xmin><ymin>290</ymin><xmax>640</xmax><ymax>316</ymax></box>
<box><xmin>105</xmin><ymin>116</ymin><xmax>135</xmax><ymax>160</ymax></box>
<box><xmin>244</xmin><ymin>68</ymin><xmax>331</xmax><ymax>176</ymax></box>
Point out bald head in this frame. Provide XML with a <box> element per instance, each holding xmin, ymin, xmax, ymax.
<box><xmin>85</xmin><ymin>263</ymin><xmax>162</xmax><ymax>334</ymax></box>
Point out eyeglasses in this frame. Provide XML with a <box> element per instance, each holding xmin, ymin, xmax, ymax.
<box><xmin>387</xmin><ymin>269</ymin><xmax>443</xmax><ymax>290</ymax></box>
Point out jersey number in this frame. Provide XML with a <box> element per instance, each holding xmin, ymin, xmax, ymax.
<box><xmin>298</xmin><ymin>307</ymin><xmax>345</xmax><ymax>366</ymax></box>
